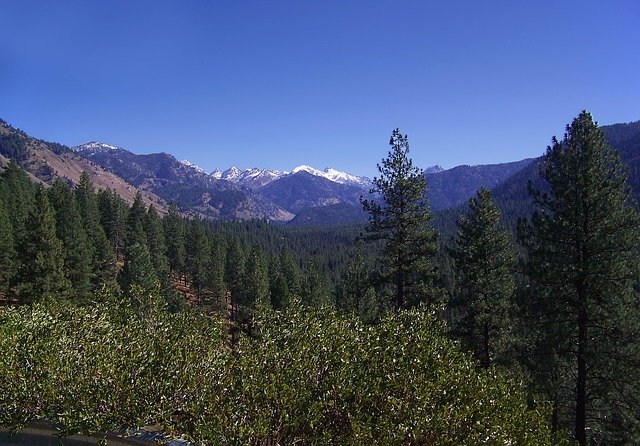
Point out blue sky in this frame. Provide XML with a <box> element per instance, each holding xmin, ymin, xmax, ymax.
<box><xmin>1</xmin><ymin>1</ymin><xmax>639</xmax><ymax>178</ymax></box>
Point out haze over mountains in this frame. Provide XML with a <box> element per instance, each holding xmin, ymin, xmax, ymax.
<box><xmin>1</xmin><ymin>117</ymin><xmax>639</xmax><ymax>226</ymax></box>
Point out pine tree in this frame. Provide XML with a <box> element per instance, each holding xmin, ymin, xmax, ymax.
<box><xmin>0</xmin><ymin>199</ymin><xmax>15</xmax><ymax>297</ymax></box>
<box><xmin>0</xmin><ymin>160</ymin><xmax>33</xmax><ymax>247</ymax></box>
<box><xmin>97</xmin><ymin>188</ymin><xmax>128</xmax><ymax>261</ymax></box>
<box><xmin>518</xmin><ymin>111</ymin><xmax>640</xmax><ymax>444</ymax></box>
<box><xmin>448</xmin><ymin>187</ymin><xmax>516</xmax><ymax>368</ymax></box>
<box><xmin>301</xmin><ymin>258</ymin><xmax>333</xmax><ymax>308</ymax></box>
<box><xmin>118</xmin><ymin>242</ymin><xmax>159</xmax><ymax>296</ymax></box>
<box><xmin>48</xmin><ymin>179</ymin><xmax>92</xmax><ymax>299</ymax></box>
<box><xmin>242</xmin><ymin>245</ymin><xmax>271</xmax><ymax>308</ymax></box>
<box><xmin>144</xmin><ymin>204</ymin><xmax>170</xmax><ymax>284</ymax></box>
<box><xmin>208</xmin><ymin>235</ymin><xmax>227</xmax><ymax>306</ymax></box>
<box><xmin>164</xmin><ymin>203</ymin><xmax>186</xmax><ymax>282</ymax></box>
<box><xmin>268</xmin><ymin>254</ymin><xmax>291</xmax><ymax>310</ymax></box>
<box><xmin>280</xmin><ymin>247</ymin><xmax>302</xmax><ymax>300</ymax></box>
<box><xmin>225</xmin><ymin>238</ymin><xmax>246</xmax><ymax>304</ymax></box>
<box><xmin>15</xmin><ymin>185</ymin><xmax>70</xmax><ymax>303</ymax></box>
<box><xmin>361</xmin><ymin>128</ymin><xmax>439</xmax><ymax>311</ymax></box>
<box><xmin>75</xmin><ymin>172</ymin><xmax>117</xmax><ymax>291</ymax></box>
<box><xmin>185</xmin><ymin>218</ymin><xmax>211</xmax><ymax>295</ymax></box>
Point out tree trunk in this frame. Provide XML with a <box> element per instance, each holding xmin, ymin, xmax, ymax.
<box><xmin>575</xmin><ymin>285</ymin><xmax>587</xmax><ymax>446</ymax></box>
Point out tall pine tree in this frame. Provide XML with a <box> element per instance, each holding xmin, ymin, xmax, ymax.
<box><xmin>15</xmin><ymin>185</ymin><xmax>70</xmax><ymax>303</ymax></box>
<box><xmin>519</xmin><ymin>111</ymin><xmax>640</xmax><ymax>444</ymax></box>
<box><xmin>361</xmin><ymin>128</ymin><xmax>438</xmax><ymax>311</ymax></box>
<box><xmin>448</xmin><ymin>187</ymin><xmax>516</xmax><ymax>368</ymax></box>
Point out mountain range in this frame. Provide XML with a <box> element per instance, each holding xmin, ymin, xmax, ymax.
<box><xmin>2</xmin><ymin>117</ymin><xmax>638</xmax><ymax>226</ymax></box>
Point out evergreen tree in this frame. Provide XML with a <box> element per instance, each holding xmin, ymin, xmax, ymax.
<box><xmin>268</xmin><ymin>254</ymin><xmax>291</xmax><ymax>310</ymax></box>
<box><xmin>185</xmin><ymin>218</ymin><xmax>211</xmax><ymax>295</ymax></box>
<box><xmin>164</xmin><ymin>203</ymin><xmax>186</xmax><ymax>282</ymax></box>
<box><xmin>518</xmin><ymin>111</ymin><xmax>640</xmax><ymax>444</ymax></box>
<box><xmin>144</xmin><ymin>205</ymin><xmax>170</xmax><ymax>284</ymax></box>
<box><xmin>118</xmin><ymin>242</ymin><xmax>159</xmax><ymax>296</ymax></box>
<box><xmin>280</xmin><ymin>247</ymin><xmax>302</xmax><ymax>300</ymax></box>
<box><xmin>75</xmin><ymin>172</ymin><xmax>117</xmax><ymax>291</ymax></box>
<box><xmin>301</xmin><ymin>258</ymin><xmax>333</xmax><ymax>308</ymax></box>
<box><xmin>208</xmin><ymin>235</ymin><xmax>228</xmax><ymax>306</ymax></box>
<box><xmin>448</xmin><ymin>187</ymin><xmax>516</xmax><ymax>368</ymax></box>
<box><xmin>225</xmin><ymin>238</ymin><xmax>246</xmax><ymax>304</ymax></box>
<box><xmin>361</xmin><ymin>128</ymin><xmax>439</xmax><ymax>311</ymax></box>
<box><xmin>0</xmin><ymin>160</ymin><xmax>33</xmax><ymax>246</ymax></box>
<box><xmin>335</xmin><ymin>242</ymin><xmax>377</xmax><ymax>318</ymax></box>
<box><xmin>48</xmin><ymin>179</ymin><xmax>92</xmax><ymax>299</ymax></box>
<box><xmin>242</xmin><ymin>245</ymin><xmax>271</xmax><ymax>308</ymax></box>
<box><xmin>97</xmin><ymin>188</ymin><xmax>128</xmax><ymax>260</ymax></box>
<box><xmin>0</xmin><ymin>199</ymin><xmax>15</xmax><ymax>297</ymax></box>
<box><xmin>15</xmin><ymin>185</ymin><xmax>70</xmax><ymax>303</ymax></box>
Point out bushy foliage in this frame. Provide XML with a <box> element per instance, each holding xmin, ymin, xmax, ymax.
<box><xmin>0</xmin><ymin>298</ymin><xmax>556</xmax><ymax>445</ymax></box>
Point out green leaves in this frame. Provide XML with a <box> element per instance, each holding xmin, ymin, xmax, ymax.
<box><xmin>0</xmin><ymin>301</ymin><xmax>555</xmax><ymax>444</ymax></box>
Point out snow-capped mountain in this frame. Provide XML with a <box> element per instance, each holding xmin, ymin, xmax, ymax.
<box><xmin>212</xmin><ymin>166</ymin><xmax>286</xmax><ymax>188</ymax></box>
<box><xmin>291</xmin><ymin>165</ymin><xmax>371</xmax><ymax>188</ymax></box>
<box><xmin>180</xmin><ymin>159</ymin><xmax>206</xmax><ymax>174</ymax></box>
<box><xmin>73</xmin><ymin>141</ymin><xmax>124</xmax><ymax>153</ymax></box>
<box><xmin>213</xmin><ymin>165</ymin><xmax>371</xmax><ymax>189</ymax></box>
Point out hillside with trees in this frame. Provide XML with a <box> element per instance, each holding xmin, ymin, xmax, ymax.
<box><xmin>1</xmin><ymin>112</ymin><xmax>639</xmax><ymax>444</ymax></box>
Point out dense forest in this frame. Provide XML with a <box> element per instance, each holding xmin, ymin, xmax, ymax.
<box><xmin>1</xmin><ymin>111</ymin><xmax>639</xmax><ymax>445</ymax></box>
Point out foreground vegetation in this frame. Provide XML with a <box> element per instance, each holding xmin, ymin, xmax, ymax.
<box><xmin>0</xmin><ymin>294</ymin><xmax>555</xmax><ymax>445</ymax></box>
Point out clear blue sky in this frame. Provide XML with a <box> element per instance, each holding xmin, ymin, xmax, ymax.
<box><xmin>1</xmin><ymin>0</ymin><xmax>638</xmax><ymax>178</ymax></box>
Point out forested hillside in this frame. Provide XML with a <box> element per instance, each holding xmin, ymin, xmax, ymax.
<box><xmin>1</xmin><ymin>113</ymin><xmax>639</xmax><ymax>445</ymax></box>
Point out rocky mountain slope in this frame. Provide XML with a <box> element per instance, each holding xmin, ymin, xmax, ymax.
<box><xmin>74</xmin><ymin>142</ymin><xmax>293</xmax><ymax>221</ymax></box>
<box><xmin>0</xmin><ymin>120</ymin><xmax>164</xmax><ymax>209</ymax></box>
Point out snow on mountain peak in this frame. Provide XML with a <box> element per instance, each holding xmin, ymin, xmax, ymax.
<box><xmin>179</xmin><ymin>159</ymin><xmax>206</xmax><ymax>174</ymax></box>
<box><xmin>74</xmin><ymin>141</ymin><xmax>123</xmax><ymax>152</ymax></box>
<box><xmin>292</xmin><ymin>165</ymin><xmax>370</xmax><ymax>188</ymax></box>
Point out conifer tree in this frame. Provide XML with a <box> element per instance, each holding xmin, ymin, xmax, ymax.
<box><xmin>144</xmin><ymin>204</ymin><xmax>170</xmax><ymax>284</ymax></box>
<box><xmin>225</xmin><ymin>238</ymin><xmax>246</xmax><ymax>303</ymax></box>
<box><xmin>186</xmin><ymin>218</ymin><xmax>211</xmax><ymax>295</ymax></box>
<box><xmin>75</xmin><ymin>172</ymin><xmax>117</xmax><ymax>291</ymax></box>
<box><xmin>48</xmin><ymin>179</ymin><xmax>92</xmax><ymax>299</ymax></box>
<box><xmin>242</xmin><ymin>245</ymin><xmax>271</xmax><ymax>308</ymax></box>
<box><xmin>448</xmin><ymin>187</ymin><xmax>516</xmax><ymax>368</ymax></box>
<box><xmin>118</xmin><ymin>242</ymin><xmax>159</xmax><ymax>296</ymax></box>
<box><xmin>0</xmin><ymin>160</ymin><xmax>33</xmax><ymax>245</ymax></box>
<box><xmin>97</xmin><ymin>188</ymin><xmax>128</xmax><ymax>260</ymax></box>
<box><xmin>0</xmin><ymin>199</ymin><xmax>15</xmax><ymax>297</ymax></box>
<box><xmin>519</xmin><ymin>111</ymin><xmax>640</xmax><ymax>445</ymax></box>
<box><xmin>301</xmin><ymin>258</ymin><xmax>333</xmax><ymax>308</ymax></box>
<box><xmin>361</xmin><ymin>128</ymin><xmax>439</xmax><ymax>311</ymax></box>
<box><xmin>208</xmin><ymin>235</ymin><xmax>227</xmax><ymax>306</ymax></box>
<box><xmin>15</xmin><ymin>185</ymin><xmax>70</xmax><ymax>303</ymax></box>
<box><xmin>268</xmin><ymin>254</ymin><xmax>291</xmax><ymax>310</ymax></box>
<box><xmin>164</xmin><ymin>203</ymin><xmax>186</xmax><ymax>282</ymax></box>
<box><xmin>280</xmin><ymin>247</ymin><xmax>302</xmax><ymax>299</ymax></box>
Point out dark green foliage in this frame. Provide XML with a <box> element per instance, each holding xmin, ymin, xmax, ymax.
<box><xmin>300</xmin><ymin>258</ymin><xmax>333</xmax><ymax>308</ymax></box>
<box><xmin>225</xmin><ymin>238</ymin><xmax>246</xmax><ymax>302</ymax></box>
<box><xmin>75</xmin><ymin>172</ymin><xmax>117</xmax><ymax>291</ymax></box>
<box><xmin>163</xmin><ymin>203</ymin><xmax>186</xmax><ymax>279</ymax></box>
<box><xmin>118</xmin><ymin>242</ymin><xmax>159</xmax><ymax>296</ymax></box>
<box><xmin>144</xmin><ymin>205</ymin><xmax>170</xmax><ymax>284</ymax></box>
<box><xmin>15</xmin><ymin>185</ymin><xmax>70</xmax><ymax>303</ymax></box>
<box><xmin>48</xmin><ymin>179</ymin><xmax>92</xmax><ymax>299</ymax></box>
<box><xmin>0</xmin><ymin>160</ymin><xmax>33</xmax><ymax>245</ymax></box>
<box><xmin>0</xmin><ymin>300</ymin><xmax>557</xmax><ymax>445</ymax></box>
<box><xmin>519</xmin><ymin>111</ymin><xmax>640</xmax><ymax>445</ymax></box>
<box><xmin>361</xmin><ymin>128</ymin><xmax>439</xmax><ymax>311</ymax></box>
<box><xmin>447</xmin><ymin>187</ymin><xmax>516</xmax><ymax>368</ymax></box>
<box><xmin>242</xmin><ymin>245</ymin><xmax>271</xmax><ymax>308</ymax></box>
<box><xmin>207</xmin><ymin>235</ymin><xmax>227</xmax><ymax>305</ymax></box>
<box><xmin>0</xmin><ymin>200</ymin><xmax>15</xmax><ymax>296</ymax></box>
<box><xmin>185</xmin><ymin>217</ymin><xmax>211</xmax><ymax>294</ymax></box>
<box><xmin>97</xmin><ymin>188</ymin><xmax>128</xmax><ymax>260</ymax></box>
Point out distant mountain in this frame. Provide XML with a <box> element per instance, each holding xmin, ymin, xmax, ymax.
<box><xmin>259</xmin><ymin>171</ymin><xmax>365</xmax><ymax>214</ymax></box>
<box><xmin>74</xmin><ymin>142</ymin><xmax>292</xmax><ymax>221</ymax></box>
<box><xmin>212</xmin><ymin>166</ymin><xmax>286</xmax><ymax>189</ymax></box>
<box><xmin>211</xmin><ymin>165</ymin><xmax>371</xmax><ymax>190</ymax></box>
<box><xmin>290</xmin><ymin>165</ymin><xmax>371</xmax><ymax>188</ymax></box>
<box><xmin>0</xmin><ymin>121</ymin><xmax>164</xmax><ymax>208</ymax></box>
<box><xmin>440</xmin><ymin>120</ymin><xmax>640</xmax><ymax>235</ymax></box>
<box><xmin>426</xmin><ymin>158</ymin><xmax>535</xmax><ymax>211</ymax></box>
<box><xmin>424</xmin><ymin>165</ymin><xmax>445</xmax><ymax>174</ymax></box>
